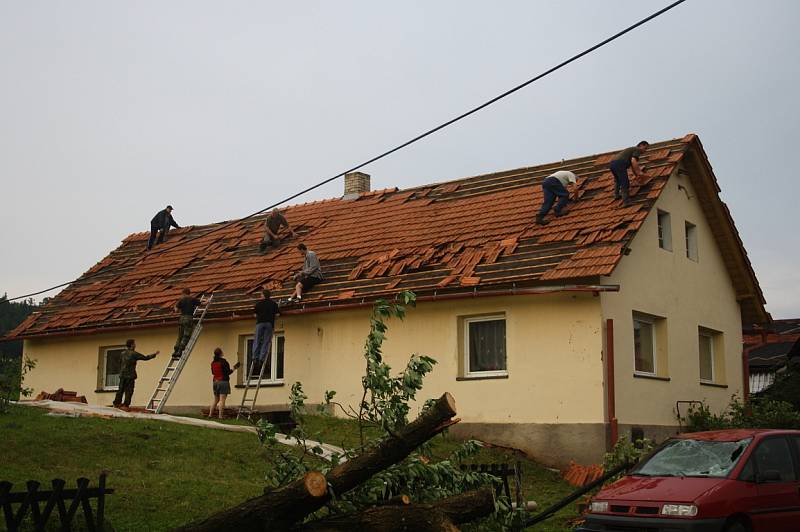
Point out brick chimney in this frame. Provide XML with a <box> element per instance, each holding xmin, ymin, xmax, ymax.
<box><xmin>344</xmin><ymin>171</ymin><xmax>371</xmax><ymax>198</ymax></box>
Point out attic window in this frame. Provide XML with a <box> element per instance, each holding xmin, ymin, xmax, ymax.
<box><xmin>685</xmin><ymin>222</ymin><xmax>698</xmax><ymax>261</ymax></box>
<box><xmin>657</xmin><ymin>210</ymin><xmax>672</xmax><ymax>251</ymax></box>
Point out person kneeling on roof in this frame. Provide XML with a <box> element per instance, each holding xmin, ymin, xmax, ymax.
<box><xmin>288</xmin><ymin>243</ymin><xmax>323</xmax><ymax>303</ymax></box>
<box><xmin>536</xmin><ymin>170</ymin><xmax>579</xmax><ymax>225</ymax></box>
<box><xmin>147</xmin><ymin>205</ymin><xmax>180</xmax><ymax>250</ymax></box>
<box><xmin>260</xmin><ymin>209</ymin><xmax>297</xmax><ymax>252</ymax></box>
<box><xmin>172</xmin><ymin>288</ymin><xmax>202</xmax><ymax>359</ymax></box>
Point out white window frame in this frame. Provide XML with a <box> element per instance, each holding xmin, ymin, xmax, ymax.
<box><xmin>685</xmin><ymin>221</ymin><xmax>698</xmax><ymax>261</ymax></box>
<box><xmin>463</xmin><ymin>315</ymin><xmax>507</xmax><ymax>378</ymax></box>
<box><xmin>698</xmin><ymin>330</ymin><xmax>715</xmax><ymax>383</ymax></box>
<box><xmin>100</xmin><ymin>346</ymin><xmax>126</xmax><ymax>391</ymax></box>
<box><xmin>244</xmin><ymin>332</ymin><xmax>285</xmax><ymax>385</ymax></box>
<box><xmin>633</xmin><ymin>317</ymin><xmax>657</xmax><ymax>377</ymax></box>
<box><xmin>657</xmin><ymin>210</ymin><xmax>672</xmax><ymax>251</ymax></box>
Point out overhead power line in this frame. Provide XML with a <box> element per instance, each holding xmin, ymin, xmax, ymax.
<box><xmin>2</xmin><ymin>0</ymin><xmax>688</xmax><ymax>305</ymax></box>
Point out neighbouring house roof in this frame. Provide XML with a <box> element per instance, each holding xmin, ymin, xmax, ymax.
<box><xmin>7</xmin><ymin>133</ymin><xmax>769</xmax><ymax>340</ymax></box>
<box><xmin>748</xmin><ymin>342</ymin><xmax>797</xmax><ymax>369</ymax></box>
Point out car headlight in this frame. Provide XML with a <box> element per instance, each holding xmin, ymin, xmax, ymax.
<box><xmin>589</xmin><ymin>501</ymin><xmax>609</xmax><ymax>513</ymax></box>
<box><xmin>661</xmin><ymin>504</ymin><xmax>698</xmax><ymax>517</ymax></box>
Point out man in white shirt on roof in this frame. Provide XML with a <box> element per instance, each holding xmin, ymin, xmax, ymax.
<box><xmin>536</xmin><ymin>170</ymin><xmax>578</xmax><ymax>225</ymax></box>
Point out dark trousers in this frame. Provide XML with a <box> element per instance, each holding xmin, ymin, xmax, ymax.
<box><xmin>253</xmin><ymin>322</ymin><xmax>274</xmax><ymax>362</ymax></box>
<box><xmin>113</xmin><ymin>377</ymin><xmax>136</xmax><ymax>407</ymax></box>
<box><xmin>147</xmin><ymin>224</ymin><xmax>171</xmax><ymax>250</ymax></box>
<box><xmin>173</xmin><ymin>315</ymin><xmax>194</xmax><ymax>357</ymax></box>
<box><xmin>259</xmin><ymin>234</ymin><xmax>282</xmax><ymax>252</ymax></box>
<box><xmin>538</xmin><ymin>176</ymin><xmax>570</xmax><ymax>218</ymax></box>
<box><xmin>610</xmin><ymin>160</ymin><xmax>631</xmax><ymax>203</ymax></box>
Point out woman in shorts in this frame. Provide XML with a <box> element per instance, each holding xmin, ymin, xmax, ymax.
<box><xmin>209</xmin><ymin>347</ymin><xmax>240</xmax><ymax>419</ymax></box>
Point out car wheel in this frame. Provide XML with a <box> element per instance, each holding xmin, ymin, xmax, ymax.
<box><xmin>723</xmin><ymin>520</ymin><xmax>748</xmax><ymax>532</ymax></box>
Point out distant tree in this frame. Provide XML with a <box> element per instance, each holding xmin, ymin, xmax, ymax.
<box><xmin>0</xmin><ymin>293</ymin><xmax>38</xmax><ymax>360</ymax></box>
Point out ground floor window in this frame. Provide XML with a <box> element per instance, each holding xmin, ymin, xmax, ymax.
<box><xmin>100</xmin><ymin>346</ymin><xmax>126</xmax><ymax>390</ymax></box>
<box><xmin>463</xmin><ymin>315</ymin><xmax>507</xmax><ymax>377</ymax></box>
<box><xmin>243</xmin><ymin>333</ymin><xmax>285</xmax><ymax>384</ymax></box>
<box><xmin>633</xmin><ymin>317</ymin><xmax>656</xmax><ymax>375</ymax></box>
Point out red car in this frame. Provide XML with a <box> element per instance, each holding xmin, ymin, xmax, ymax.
<box><xmin>580</xmin><ymin>429</ymin><xmax>800</xmax><ymax>532</ymax></box>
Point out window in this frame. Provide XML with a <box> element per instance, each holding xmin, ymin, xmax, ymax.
<box><xmin>100</xmin><ymin>346</ymin><xmax>126</xmax><ymax>390</ymax></box>
<box><xmin>752</xmin><ymin>438</ymin><xmax>796</xmax><ymax>482</ymax></box>
<box><xmin>464</xmin><ymin>316</ymin><xmax>506</xmax><ymax>377</ymax></box>
<box><xmin>685</xmin><ymin>221</ymin><xmax>698</xmax><ymax>261</ymax></box>
<box><xmin>633</xmin><ymin>318</ymin><xmax>656</xmax><ymax>375</ymax></box>
<box><xmin>657</xmin><ymin>210</ymin><xmax>672</xmax><ymax>251</ymax></box>
<box><xmin>699</xmin><ymin>332</ymin><xmax>714</xmax><ymax>382</ymax></box>
<box><xmin>243</xmin><ymin>333</ymin><xmax>285</xmax><ymax>384</ymax></box>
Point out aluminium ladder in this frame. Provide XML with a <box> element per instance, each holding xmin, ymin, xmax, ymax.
<box><xmin>237</xmin><ymin>344</ymin><xmax>271</xmax><ymax>419</ymax></box>
<box><xmin>145</xmin><ymin>294</ymin><xmax>214</xmax><ymax>414</ymax></box>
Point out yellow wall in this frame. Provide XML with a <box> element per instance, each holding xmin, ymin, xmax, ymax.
<box><xmin>601</xmin><ymin>167</ymin><xmax>744</xmax><ymax>427</ymax></box>
<box><xmin>23</xmin><ymin>293</ymin><xmax>606</xmax><ymax>424</ymax></box>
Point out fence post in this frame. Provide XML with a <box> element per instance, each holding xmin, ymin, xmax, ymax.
<box><xmin>97</xmin><ymin>472</ymin><xmax>107</xmax><ymax>531</ymax></box>
<box><xmin>25</xmin><ymin>480</ymin><xmax>42</xmax><ymax>529</ymax></box>
<box><xmin>51</xmin><ymin>479</ymin><xmax>68</xmax><ymax>527</ymax></box>
<box><xmin>0</xmin><ymin>481</ymin><xmax>14</xmax><ymax>532</ymax></box>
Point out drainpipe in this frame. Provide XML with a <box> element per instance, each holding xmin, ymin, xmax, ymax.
<box><xmin>606</xmin><ymin>318</ymin><xmax>618</xmax><ymax>446</ymax></box>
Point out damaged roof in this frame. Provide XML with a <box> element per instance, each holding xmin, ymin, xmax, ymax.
<box><xmin>7</xmin><ymin>133</ymin><xmax>768</xmax><ymax>339</ymax></box>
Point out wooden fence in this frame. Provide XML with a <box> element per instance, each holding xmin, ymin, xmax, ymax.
<box><xmin>0</xmin><ymin>473</ymin><xmax>113</xmax><ymax>531</ymax></box>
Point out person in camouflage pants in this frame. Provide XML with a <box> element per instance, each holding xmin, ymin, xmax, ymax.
<box><xmin>172</xmin><ymin>288</ymin><xmax>202</xmax><ymax>359</ymax></box>
<box><xmin>113</xmin><ymin>339</ymin><xmax>159</xmax><ymax>408</ymax></box>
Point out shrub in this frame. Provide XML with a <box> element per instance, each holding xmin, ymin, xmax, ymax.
<box><xmin>679</xmin><ymin>395</ymin><xmax>800</xmax><ymax>432</ymax></box>
<box><xmin>0</xmin><ymin>355</ymin><xmax>36</xmax><ymax>413</ymax></box>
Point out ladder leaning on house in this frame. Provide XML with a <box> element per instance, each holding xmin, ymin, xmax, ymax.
<box><xmin>237</xmin><ymin>345</ymin><xmax>271</xmax><ymax>419</ymax></box>
<box><xmin>145</xmin><ymin>294</ymin><xmax>214</xmax><ymax>414</ymax></box>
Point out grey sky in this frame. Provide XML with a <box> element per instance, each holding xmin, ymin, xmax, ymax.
<box><xmin>1</xmin><ymin>1</ymin><xmax>798</xmax><ymax>318</ymax></box>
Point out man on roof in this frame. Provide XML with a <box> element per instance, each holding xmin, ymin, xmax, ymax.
<box><xmin>113</xmin><ymin>339</ymin><xmax>159</xmax><ymax>409</ymax></box>
<box><xmin>536</xmin><ymin>170</ymin><xmax>579</xmax><ymax>225</ymax></box>
<box><xmin>609</xmin><ymin>141</ymin><xmax>650</xmax><ymax>207</ymax></box>
<box><xmin>147</xmin><ymin>205</ymin><xmax>180</xmax><ymax>250</ymax></box>
<box><xmin>287</xmin><ymin>243</ymin><xmax>323</xmax><ymax>303</ymax></box>
<box><xmin>260</xmin><ymin>208</ymin><xmax>296</xmax><ymax>253</ymax></box>
<box><xmin>171</xmin><ymin>288</ymin><xmax>202</xmax><ymax>359</ymax></box>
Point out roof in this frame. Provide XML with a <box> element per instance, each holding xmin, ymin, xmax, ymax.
<box><xmin>7</xmin><ymin>134</ymin><xmax>769</xmax><ymax>340</ymax></box>
<box><xmin>748</xmin><ymin>342</ymin><xmax>795</xmax><ymax>368</ymax></box>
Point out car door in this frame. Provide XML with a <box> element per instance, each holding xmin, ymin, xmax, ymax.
<box><xmin>748</xmin><ymin>436</ymin><xmax>800</xmax><ymax>531</ymax></box>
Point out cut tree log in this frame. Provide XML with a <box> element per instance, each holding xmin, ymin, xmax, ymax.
<box><xmin>178</xmin><ymin>393</ymin><xmax>458</xmax><ymax>532</ymax></box>
<box><xmin>174</xmin><ymin>471</ymin><xmax>327</xmax><ymax>532</ymax></box>
<box><xmin>295</xmin><ymin>487</ymin><xmax>495</xmax><ymax>532</ymax></box>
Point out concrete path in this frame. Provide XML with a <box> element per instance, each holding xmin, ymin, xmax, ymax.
<box><xmin>16</xmin><ymin>400</ymin><xmax>345</xmax><ymax>461</ymax></box>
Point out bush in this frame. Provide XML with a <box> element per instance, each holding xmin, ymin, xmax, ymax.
<box><xmin>603</xmin><ymin>433</ymin><xmax>654</xmax><ymax>483</ymax></box>
<box><xmin>679</xmin><ymin>395</ymin><xmax>800</xmax><ymax>432</ymax></box>
<box><xmin>0</xmin><ymin>355</ymin><xmax>36</xmax><ymax>413</ymax></box>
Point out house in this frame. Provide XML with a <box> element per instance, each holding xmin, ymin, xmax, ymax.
<box><xmin>744</xmin><ymin>319</ymin><xmax>800</xmax><ymax>393</ymax></box>
<box><xmin>6</xmin><ymin>134</ymin><xmax>769</xmax><ymax>467</ymax></box>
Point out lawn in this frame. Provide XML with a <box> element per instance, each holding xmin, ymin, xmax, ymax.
<box><xmin>1</xmin><ymin>405</ymin><xmax>580</xmax><ymax>531</ymax></box>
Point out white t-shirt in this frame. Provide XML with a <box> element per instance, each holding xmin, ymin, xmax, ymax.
<box><xmin>550</xmin><ymin>170</ymin><xmax>578</xmax><ymax>187</ymax></box>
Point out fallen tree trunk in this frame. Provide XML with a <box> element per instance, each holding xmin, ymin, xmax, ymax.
<box><xmin>295</xmin><ymin>487</ymin><xmax>495</xmax><ymax>532</ymax></box>
<box><xmin>174</xmin><ymin>471</ymin><xmax>327</xmax><ymax>532</ymax></box>
<box><xmin>177</xmin><ymin>393</ymin><xmax>458</xmax><ymax>532</ymax></box>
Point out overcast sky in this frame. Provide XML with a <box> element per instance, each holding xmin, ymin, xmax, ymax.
<box><xmin>1</xmin><ymin>1</ymin><xmax>798</xmax><ymax>318</ymax></box>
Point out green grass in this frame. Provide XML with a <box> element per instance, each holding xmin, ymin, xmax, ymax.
<box><xmin>2</xmin><ymin>406</ymin><xmax>580</xmax><ymax>531</ymax></box>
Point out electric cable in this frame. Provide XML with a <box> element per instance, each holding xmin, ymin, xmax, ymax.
<box><xmin>1</xmin><ymin>0</ymin><xmax>688</xmax><ymax>304</ymax></box>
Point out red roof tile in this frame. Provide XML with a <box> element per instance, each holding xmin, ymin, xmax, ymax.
<box><xmin>5</xmin><ymin>134</ymin><xmax>766</xmax><ymax>339</ymax></box>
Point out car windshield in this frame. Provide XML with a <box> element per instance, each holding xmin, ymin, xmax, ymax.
<box><xmin>632</xmin><ymin>438</ymin><xmax>751</xmax><ymax>478</ymax></box>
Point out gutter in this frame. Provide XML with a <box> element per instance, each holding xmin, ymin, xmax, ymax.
<box><xmin>9</xmin><ymin>284</ymin><xmax>620</xmax><ymax>341</ymax></box>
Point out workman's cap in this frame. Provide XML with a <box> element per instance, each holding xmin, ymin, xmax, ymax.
<box><xmin>167</xmin><ymin>205</ymin><xmax>174</xmax><ymax>210</ymax></box>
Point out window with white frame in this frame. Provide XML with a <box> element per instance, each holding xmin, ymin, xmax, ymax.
<box><xmin>633</xmin><ymin>317</ymin><xmax>656</xmax><ymax>375</ymax></box>
<box><xmin>244</xmin><ymin>333</ymin><xmax>285</xmax><ymax>384</ymax></box>
<box><xmin>698</xmin><ymin>331</ymin><xmax>714</xmax><ymax>382</ymax></box>
<box><xmin>464</xmin><ymin>316</ymin><xmax>507</xmax><ymax>377</ymax></box>
<box><xmin>657</xmin><ymin>210</ymin><xmax>672</xmax><ymax>251</ymax></box>
<box><xmin>100</xmin><ymin>346</ymin><xmax>126</xmax><ymax>390</ymax></box>
<box><xmin>685</xmin><ymin>221</ymin><xmax>698</xmax><ymax>261</ymax></box>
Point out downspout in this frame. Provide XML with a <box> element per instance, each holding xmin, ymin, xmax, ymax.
<box><xmin>606</xmin><ymin>318</ymin><xmax>618</xmax><ymax>446</ymax></box>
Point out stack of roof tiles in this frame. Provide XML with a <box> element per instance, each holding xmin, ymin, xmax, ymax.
<box><xmin>7</xmin><ymin>134</ymin><xmax>746</xmax><ymax>339</ymax></box>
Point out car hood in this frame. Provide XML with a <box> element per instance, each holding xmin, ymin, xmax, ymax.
<box><xmin>597</xmin><ymin>475</ymin><xmax>723</xmax><ymax>502</ymax></box>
